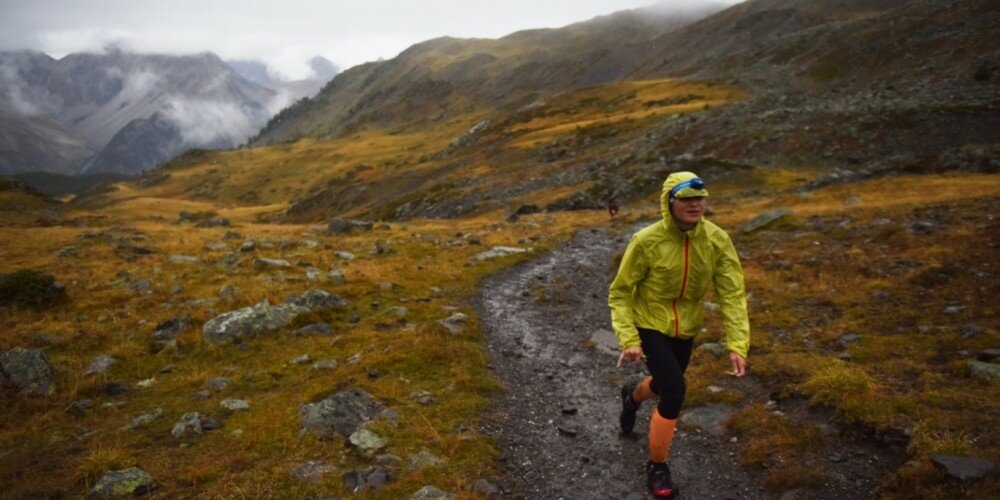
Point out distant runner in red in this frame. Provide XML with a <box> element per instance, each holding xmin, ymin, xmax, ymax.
<box><xmin>607</xmin><ymin>197</ymin><xmax>620</xmax><ymax>218</ymax></box>
<box><xmin>609</xmin><ymin>171</ymin><xmax>750</xmax><ymax>498</ymax></box>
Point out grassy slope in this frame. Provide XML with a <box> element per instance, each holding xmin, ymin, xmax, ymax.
<box><xmin>1</xmin><ymin>76</ymin><xmax>998</xmax><ymax>497</ymax></box>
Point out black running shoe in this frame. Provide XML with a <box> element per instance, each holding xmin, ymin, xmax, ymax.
<box><xmin>619</xmin><ymin>380</ymin><xmax>640</xmax><ymax>435</ymax></box>
<box><xmin>647</xmin><ymin>461</ymin><xmax>678</xmax><ymax>498</ymax></box>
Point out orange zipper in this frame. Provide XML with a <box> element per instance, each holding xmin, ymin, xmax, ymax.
<box><xmin>672</xmin><ymin>235</ymin><xmax>691</xmax><ymax>337</ymax></box>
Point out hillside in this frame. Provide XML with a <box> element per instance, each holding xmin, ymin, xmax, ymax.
<box><xmin>1</xmin><ymin>1</ymin><xmax>998</xmax><ymax>498</ymax></box>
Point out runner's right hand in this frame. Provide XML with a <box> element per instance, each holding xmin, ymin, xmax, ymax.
<box><xmin>617</xmin><ymin>346</ymin><xmax>643</xmax><ymax>367</ymax></box>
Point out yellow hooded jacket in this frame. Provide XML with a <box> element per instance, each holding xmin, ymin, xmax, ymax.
<box><xmin>608</xmin><ymin>179</ymin><xmax>750</xmax><ymax>358</ymax></box>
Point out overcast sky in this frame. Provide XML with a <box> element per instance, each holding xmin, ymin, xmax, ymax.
<box><xmin>0</xmin><ymin>0</ymin><xmax>743</xmax><ymax>80</ymax></box>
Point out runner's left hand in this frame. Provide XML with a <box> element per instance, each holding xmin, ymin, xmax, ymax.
<box><xmin>728</xmin><ymin>352</ymin><xmax>747</xmax><ymax>377</ymax></box>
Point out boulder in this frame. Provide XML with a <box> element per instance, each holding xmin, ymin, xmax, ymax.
<box><xmin>299</xmin><ymin>387</ymin><xmax>384</xmax><ymax>439</ymax></box>
<box><xmin>202</xmin><ymin>301</ymin><xmax>307</xmax><ymax>343</ymax></box>
<box><xmin>88</xmin><ymin>467</ymin><xmax>155</xmax><ymax>497</ymax></box>
<box><xmin>349</xmin><ymin>429</ymin><xmax>387</xmax><ymax>455</ymax></box>
<box><xmin>0</xmin><ymin>347</ymin><xmax>55</xmax><ymax>396</ymax></box>
<box><xmin>122</xmin><ymin>408</ymin><xmax>165</xmax><ymax>431</ymax></box>
<box><xmin>220</xmin><ymin>398</ymin><xmax>251</xmax><ymax>411</ymax></box>
<box><xmin>171</xmin><ymin>412</ymin><xmax>220</xmax><ymax>438</ymax></box>
<box><xmin>678</xmin><ymin>405</ymin><xmax>736</xmax><ymax>437</ymax></box>
<box><xmin>931</xmin><ymin>454</ymin><xmax>996</xmax><ymax>487</ymax></box>
<box><xmin>285</xmin><ymin>289</ymin><xmax>348</xmax><ymax>310</ymax></box>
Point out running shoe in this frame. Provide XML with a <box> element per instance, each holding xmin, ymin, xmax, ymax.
<box><xmin>619</xmin><ymin>380</ymin><xmax>640</xmax><ymax>435</ymax></box>
<box><xmin>647</xmin><ymin>461</ymin><xmax>678</xmax><ymax>498</ymax></box>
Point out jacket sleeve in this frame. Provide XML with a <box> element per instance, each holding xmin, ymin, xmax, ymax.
<box><xmin>713</xmin><ymin>234</ymin><xmax>750</xmax><ymax>358</ymax></box>
<box><xmin>609</xmin><ymin>234</ymin><xmax>648</xmax><ymax>350</ymax></box>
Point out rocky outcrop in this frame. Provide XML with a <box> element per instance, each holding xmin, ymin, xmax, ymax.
<box><xmin>0</xmin><ymin>347</ymin><xmax>55</xmax><ymax>396</ymax></box>
<box><xmin>202</xmin><ymin>290</ymin><xmax>348</xmax><ymax>344</ymax></box>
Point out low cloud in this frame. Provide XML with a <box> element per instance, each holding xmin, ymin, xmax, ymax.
<box><xmin>162</xmin><ymin>97</ymin><xmax>264</xmax><ymax>147</ymax></box>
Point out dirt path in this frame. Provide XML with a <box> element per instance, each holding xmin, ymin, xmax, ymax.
<box><xmin>476</xmin><ymin>226</ymin><xmax>767</xmax><ymax>499</ymax></box>
<box><xmin>476</xmin><ymin>224</ymin><xmax>902</xmax><ymax>499</ymax></box>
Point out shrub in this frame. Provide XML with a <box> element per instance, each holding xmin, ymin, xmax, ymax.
<box><xmin>0</xmin><ymin>269</ymin><xmax>68</xmax><ymax>310</ymax></box>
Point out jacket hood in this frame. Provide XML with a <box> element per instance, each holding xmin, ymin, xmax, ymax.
<box><xmin>660</xmin><ymin>171</ymin><xmax>709</xmax><ymax>230</ymax></box>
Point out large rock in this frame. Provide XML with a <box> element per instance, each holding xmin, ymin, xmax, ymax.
<box><xmin>0</xmin><ymin>347</ymin><xmax>55</xmax><ymax>396</ymax></box>
<box><xmin>171</xmin><ymin>412</ymin><xmax>220</xmax><ymax>438</ymax></box>
<box><xmin>436</xmin><ymin>313</ymin><xmax>469</xmax><ymax>334</ymax></box>
<box><xmin>472</xmin><ymin>246</ymin><xmax>532</xmax><ymax>262</ymax></box>
<box><xmin>88</xmin><ymin>467</ymin><xmax>155</xmax><ymax>497</ymax></box>
<box><xmin>931</xmin><ymin>454</ymin><xmax>996</xmax><ymax>487</ymax></box>
<box><xmin>327</xmin><ymin>218</ymin><xmax>374</xmax><ymax>235</ymax></box>
<box><xmin>741</xmin><ymin>209</ymin><xmax>793</xmax><ymax>233</ymax></box>
<box><xmin>299</xmin><ymin>387</ymin><xmax>384</xmax><ymax>439</ymax></box>
<box><xmin>202</xmin><ymin>290</ymin><xmax>349</xmax><ymax>344</ymax></box>
<box><xmin>968</xmin><ymin>361</ymin><xmax>1000</xmax><ymax>384</ymax></box>
<box><xmin>679</xmin><ymin>405</ymin><xmax>736</xmax><ymax>437</ymax></box>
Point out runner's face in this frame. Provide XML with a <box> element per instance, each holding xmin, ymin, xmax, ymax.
<box><xmin>671</xmin><ymin>196</ymin><xmax>705</xmax><ymax>227</ymax></box>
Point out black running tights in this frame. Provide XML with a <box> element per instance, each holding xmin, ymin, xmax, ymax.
<box><xmin>638</xmin><ymin>327</ymin><xmax>694</xmax><ymax>419</ymax></box>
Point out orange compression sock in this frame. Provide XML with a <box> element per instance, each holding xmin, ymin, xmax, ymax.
<box><xmin>648</xmin><ymin>407</ymin><xmax>677</xmax><ymax>463</ymax></box>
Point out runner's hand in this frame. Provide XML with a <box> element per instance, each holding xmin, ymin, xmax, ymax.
<box><xmin>617</xmin><ymin>347</ymin><xmax>643</xmax><ymax>368</ymax></box>
<box><xmin>728</xmin><ymin>352</ymin><xmax>747</xmax><ymax>377</ymax></box>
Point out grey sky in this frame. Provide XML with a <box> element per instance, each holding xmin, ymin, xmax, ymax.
<box><xmin>0</xmin><ymin>0</ymin><xmax>743</xmax><ymax>80</ymax></box>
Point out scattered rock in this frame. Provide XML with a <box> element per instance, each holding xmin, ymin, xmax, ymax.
<box><xmin>88</xmin><ymin>467</ymin><xmax>155</xmax><ymax>497</ymax></box>
<box><xmin>219</xmin><ymin>285</ymin><xmax>237</xmax><ymax>298</ymax></box>
<box><xmin>253</xmin><ymin>258</ymin><xmax>291</xmax><ymax>270</ymax></box>
<box><xmin>931</xmin><ymin>454</ymin><xmax>996</xmax><ymax>487</ymax></box>
<box><xmin>969</xmin><ymin>361</ymin><xmax>1000</xmax><ymax>384</ymax></box>
<box><xmin>305</xmin><ymin>268</ymin><xmax>321</xmax><ymax>282</ymax></box>
<box><xmin>410</xmin><ymin>391</ymin><xmax>436</xmax><ymax>405</ymax></box>
<box><xmin>285</xmin><ymin>289</ymin><xmax>348</xmax><ymax>310</ymax></box>
<box><xmin>343</xmin><ymin>467</ymin><xmax>395</xmax><ymax>492</ymax></box>
<box><xmin>207</xmin><ymin>377</ymin><xmax>231</xmax><ymax>391</ymax></box>
<box><xmin>474</xmin><ymin>479</ymin><xmax>500</xmax><ymax>497</ymax></box>
<box><xmin>410</xmin><ymin>485</ymin><xmax>454</xmax><ymax>500</ymax></box>
<box><xmin>122</xmin><ymin>408</ymin><xmax>165</xmax><ymax>431</ymax></box>
<box><xmin>436</xmin><ymin>313</ymin><xmax>468</xmax><ymax>334</ymax></box>
<box><xmin>741</xmin><ymin>209</ymin><xmax>792</xmax><ymax>233</ymax></box>
<box><xmin>349</xmin><ymin>429</ymin><xmax>387</xmax><ymax>455</ymax></box>
<box><xmin>328</xmin><ymin>270</ymin><xmax>346</xmax><ymax>284</ymax></box>
<box><xmin>335</xmin><ymin>251</ymin><xmax>356</xmax><ymax>261</ymax></box>
<box><xmin>327</xmin><ymin>218</ymin><xmax>374</xmax><ymax>235</ymax></box>
<box><xmin>376</xmin><ymin>454</ymin><xmax>402</xmax><ymax>465</ymax></box>
<box><xmin>838</xmin><ymin>333</ymin><xmax>861</xmax><ymax>348</ymax></box>
<box><xmin>296</xmin><ymin>323</ymin><xmax>333</xmax><ymax>336</ymax></box>
<box><xmin>222</xmin><ymin>231</ymin><xmax>242</xmax><ymax>240</ymax></box>
<box><xmin>204</xmin><ymin>242</ymin><xmax>229</xmax><ymax>251</ymax></box>
<box><xmin>387</xmin><ymin>306</ymin><xmax>409</xmax><ymax>318</ymax></box>
<box><xmin>0</xmin><ymin>347</ymin><xmax>56</xmax><ymax>396</ymax></box>
<box><xmin>472</xmin><ymin>246</ymin><xmax>532</xmax><ymax>261</ymax></box>
<box><xmin>195</xmin><ymin>218</ymin><xmax>229</xmax><ymax>228</ymax></box>
<box><xmin>978</xmin><ymin>349</ymin><xmax>1000</xmax><ymax>363</ymax></box>
<box><xmin>408</xmin><ymin>450</ymin><xmax>445</xmax><ymax>469</ymax></box>
<box><xmin>151</xmin><ymin>315</ymin><xmax>189</xmax><ymax>344</ymax></box>
<box><xmin>311</xmin><ymin>360</ymin><xmax>338</xmax><ymax>370</ymax></box>
<box><xmin>84</xmin><ymin>355</ymin><xmax>118</xmax><ymax>377</ymax></box>
<box><xmin>171</xmin><ymin>412</ymin><xmax>220</xmax><ymax>438</ymax></box>
<box><xmin>168</xmin><ymin>255</ymin><xmax>200</xmax><ymax>265</ymax></box>
<box><xmin>239</xmin><ymin>240</ymin><xmax>257</xmax><ymax>252</ymax></box>
<box><xmin>291</xmin><ymin>354</ymin><xmax>312</xmax><ymax>364</ymax></box>
<box><xmin>66</xmin><ymin>398</ymin><xmax>95</xmax><ymax>417</ymax></box>
<box><xmin>59</xmin><ymin>246</ymin><xmax>78</xmax><ymax>257</ymax></box>
<box><xmin>220</xmin><ymin>398</ymin><xmax>251</xmax><ymax>411</ymax></box>
<box><xmin>907</xmin><ymin>221</ymin><xmax>936</xmax><ymax>234</ymax></box>
<box><xmin>129</xmin><ymin>279</ymin><xmax>151</xmax><ymax>293</ymax></box>
<box><xmin>299</xmin><ymin>387</ymin><xmax>385</xmax><ymax>439</ymax></box>
<box><xmin>290</xmin><ymin>461</ymin><xmax>333</xmax><ymax>484</ymax></box>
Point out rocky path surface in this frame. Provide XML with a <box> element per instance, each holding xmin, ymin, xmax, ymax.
<box><xmin>476</xmin><ymin>225</ymin><xmax>901</xmax><ymax>499</ymax></box>
<box><xmin>476</xmin><ymin>226</ymin><xmax>767</xmax><ymax>499</ymax></box>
